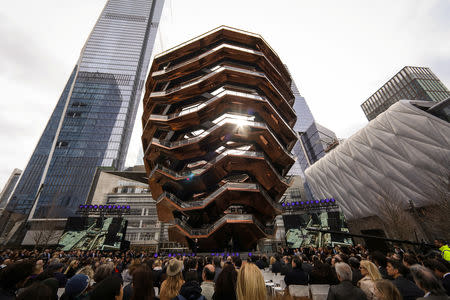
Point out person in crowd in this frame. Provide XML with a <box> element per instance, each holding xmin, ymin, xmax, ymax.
<box><xmin>423</xmin><ymin>259</ymin><xmax>450</xmax><ymax>296</ymax></box>
<box><xmin>200</xmin><ymin>264</ymin><xmax>215</xmax><ymax>300</ymax></box>
<box><xmin>280</xmin><ymin>256</ymin><xmax>292</xmax><ymax>276</ymax></box>
<box><xmin>89</xmin><ymin>275</ymin><xmax>123</xmax><ymax>300</ymax></box>
<box><xmin>310</xmin><ymin>260</ymin><xmax>334</xmax><ymax>284</ymax></box>
<box><xmin>64</xmin><ymin>260</ymin><xmax>80</xmax><ymax>279</ymax></box>
<box><xmin>301</xmin><ymin>255</ymin><xmax>313</xmax><ymax>274</ymax></box>
<box><xmin>231</xmin><ymin>256</ymin><xmax>242</xmax><ymax>270</ymax></box>
<box><xmin>386</xmin><ymin>259</ymin><xmax>424</xmax><ymax>300</ymax></box>
<box><xmin>272</xmin><ymin>254</ymin><xmax>283</xmax><ymax>274</ymax></box>
<box><xmin>93</xmin><ymin>262</ymin><xmax>115</xmax><ymax>284</ymax></box>
<box><xmin>284</xmin><ymin>256</ymin><xmax>308</xmax><ymax>286</ymax></box>
<box><xmin>435</xmin><ymin>240</ymin><xmax>450</xmax><ymax>262</ymax></box>
<box><xmin>326</xmin><ymin>262</ymin><xmax>367</xmax><ymax>300</ymax></box>
<box><xmin>269</xmin><ymin>256</ymin><xmax>276</xmax><ymax>270</ymax></box>
<box><xmin>25</xmin><ymin>260</ymin><xmax>45</xmax><ymax>286</ymax></box>
<box><xmin>183</xmin><ymin>257</ymin><xmax>200</xmax><ymax>283</ymax></box>
<box><xmin>127</xmin><ymin>264</ymin><xmax>156</xmax><ymax>300</ymax></box>
<box><xmin>152</xmin><ymin>259</ymin><xmax>164</xmax><ymax>289</ymax></box>
<box><xmin>358</xmin><ymin>260</ymin><xmax>383</xmax><ymax>300</ymax></box>
<box><xmin>236</xmin><ymin>262</ymin><xmax>266</xmax><ymax>300</ymax></box>
<box><xmin>374</xmin><ymin>279</ymin><xmax>402</xmax><ymax>300</ymax></box>
<box><xmin>348</xmin><ymin>257</ymin><xmax>363</xmax><ymax>286</ymax></box>
<box><xmin>0</xmin><ymin>260</ymin><xmax>34</xmax><ymax>300</ymax></box>
<box><xmin>159</xmin><ymin>259</ymin><xmax>184</xmax><ymax>300</ymax></box>
<box><xmin>60</xmin><ymin>274</ymin><xmax>90</xmax><ymax>300</ymax></box>
<box><xmin>41</xmin><ymin>278</ymin><xmax>59</xmax><ymax>300</ymax></box>
<box><xmin>371</xmin><ymin>252</ymin><xmax>390</xmax><ymax>279</ymax></box>
<box><xmin>213</xmin><ymin>257</ymin><xmax>222</xmax><ymax>283</ymax></box>
<box><xmin>16</xmin><ymin>282</ymin><xmax>53</xmax><ymax>300</ymax></box>
<box><xmin>212</xmin><ymin>263</ymin><xmax>237</xmax><ymax>300</ymax></box>
<box><xmin>410</xmin><ymin>264</ymin><xmax>449</xmax><ymax>299</ymax></box>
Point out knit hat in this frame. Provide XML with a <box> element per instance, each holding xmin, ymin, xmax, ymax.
<box><xmin>166</xmin><ymin>259</ymin><xmax>183</xmax><ymax>276</ymax></box>
<box><xmin>64</xmin><ymin>274</ymin><xmax>90</xmax><ymax>296</ymax></box>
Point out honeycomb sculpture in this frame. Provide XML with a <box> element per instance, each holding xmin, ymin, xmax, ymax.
<box><xmin>142</xmin><ymin>26</ymin><xmax>297</xmax><ymax>251</ymax></box>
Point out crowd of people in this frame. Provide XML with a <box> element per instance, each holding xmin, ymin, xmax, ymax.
<box><xmin>0</xmin><ymin>239</ymin><xmax>449</xmax><ymax>300</ymax></box>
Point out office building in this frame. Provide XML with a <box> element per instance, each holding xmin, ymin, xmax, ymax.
<box><xmin>0</xmin><ymin>169</ymin><xmax>22</xmax><ymax>211</ymax></box>
<box><xmin>361</xmin><ymin>66</ymin><xmax>450</xmax><ymax>121</ymax></box>
<box><xmin>5</xmin><ymin>0</ymin><xmax>165</xmax><ymax>221</ymax></box>
<box><xmin>305</xmin><ymin>98</ymin><xmax>450</xmax><ymax>240</ymax></box>
<box><xmin>142</xmin><ymin>26</ymin><xmax>298</xmax><ymax>251</ymax></box>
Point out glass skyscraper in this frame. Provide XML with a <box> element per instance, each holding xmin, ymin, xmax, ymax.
<box><xmin>361</xmin><ymin>66</ymin><xmax>450</xmax><ymax>121</ymax></box>
<box><xmin>6</xmin><ymin>0</ymin><xmax>165</xmax><ymax>219</ymax></box>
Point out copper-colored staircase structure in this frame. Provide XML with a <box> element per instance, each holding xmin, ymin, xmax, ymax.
<box><xmin>142</xmin><ymin>26</ymin><xmax>297</xmax><ymax>251</ymax></box>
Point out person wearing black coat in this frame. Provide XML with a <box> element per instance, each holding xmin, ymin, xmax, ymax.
<box><xmin>326</xmin><ymin>262</ymin><xmax>367</xmax><ymax>300</ymax></box>
<box><xmin>284</xmin><ymin>256</ymin><xmax>309</xmax><ymax>286</ymax></box>
<box><xmin>271</xmin><ymin>255</ymin><xmax>283</xmax><ymax>274</ymax></box>
<box><xmin>387</xmin><ymin>259</ymin><xmax>424</xmax><ymax>300</ymax></box>
<box><xmin>280</xmin><ymin>256</ymin><xmax>292</xmax><ymax>276</ymax></box>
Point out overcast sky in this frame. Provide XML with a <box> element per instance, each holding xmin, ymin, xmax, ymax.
<box><xmin>0</xmin><ymin>0</ymin><xmax>449</xmax><ymax>189</ymax></box>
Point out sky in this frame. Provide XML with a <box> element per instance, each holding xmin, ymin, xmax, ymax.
<box><xmin>0</xmin><ymin>0</ymin><xmax>449</xmax><ymax>189</ymax></box>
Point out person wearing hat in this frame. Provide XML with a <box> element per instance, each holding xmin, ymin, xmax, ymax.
<box><xmin>160</xmin><ymin>259</ymin><xmax>185</xmax><ymax>300</ymax></box>
<box><xmin>60</xmin><ymin>274</ymin><xmax>90</xmax><ymax>300</ymax></box>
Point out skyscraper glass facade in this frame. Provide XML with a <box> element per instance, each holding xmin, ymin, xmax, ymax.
<box><xmin>7</xmin><ymin>0</ymin><xmax>164</xmax><ymax>219</ymax></box>
<box><xmin>361</xmin><ymin>66</ymin><xmax>450</xmax><ymax>121</ymax></box>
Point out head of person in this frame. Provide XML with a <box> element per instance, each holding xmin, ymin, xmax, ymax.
<box><xmin>0</xmin><ymin>260</ymin><xmax>34</xmax><ymax>291</ymax></box>
<box><xmin>131</xmin><ymin>264</ymin><xmax>154</xmax><ymax>300</ymax></box>
<box><xmin>374</xmin><ymin>279</ymin><xmax>402</xmax><ymax>300</ymax></box>
<box><xmin>386</xmin><ymin>259</ymin><xmax>407</xmax><ymax>278</ymax></box>
<box><xmin>423</xmin><ymin>258</ymin><xmax>449</xmax><ymax>279</ymax></box>
<box><xmin>213</xmin><ymin>257</ymin><xmax>222</xmax><ymax>268</ymax></box>
<box><xmin>292</xmin><ymin>256</ymin><xmax>302</xmax><ymax>269</ymax></box>
<box><xmin>215</xmin><ymin>263</ymin><xmax>237</xmax><ymax>299</ymax></box>
<box><xmin>402</xmin><ymin>254</ymin><xmax>418</xmax><ymax>267</ymax></box>
<box><xmin>17</xmin><ymin>282</ymin><xmax>53</xmax><ymax>300</ymax></box>
<box><xmin>232</xmin><ymin>256</ymin><xmax>242</xmax><ymax>269</ymax></box>
<box><xmin>359</xmin><ymin>260</ymin><xmax>382</xmax><ymax>281</ymax></box>
<box><xmin>160</xmin><ymin>259</ymin><xmax>184</xmax><ymax>299</ymax></box>
<box><xmin>334</xmin><ymin>262</ymin><xmax>352</xmax><ymax>282</ymax></box>
<box><xmin>62</xmin><ymin>274</ymin><xmax>90</xmax><ymax>299</ymax></box>
<box><xmin>370</xmin><ymin>251</ymin><xmax>387</xmax><ymax>268</ymax></box>
<box><xmin>89</xmin><ymin>275</ymin><xmax>123</xmax><ymax>300</ymax></box>
<box><xmin>434</xmin><ymin>239</ymin><xmax>446</xmax><ymax>248</ymax></box>
<box><xmin>236</xmin><ymin>262</ymin><xmax>266</xmax><ymax>300</ymax></box>
<box><xmin>202</xmin><ymin>264</ymin><xmax>215</xmax><ymax>282</ymax></box>
<box><xmin>94</xmin><ymin>262</ymin><xmax>115</xmax><ymax>283</ymax></box>
<box><xmin>269</xmin><ymin>256</ymin><xmax>276</xmax><ymax>265</ymax></box>
<box><xmin>348</xmin><ymin>257</ymin><xmax>360</xmax><ymax>270</ymax></box>
<box><xmin>410</xmin><ymin>264</ymin><xmax>447</xmax><ymax>296</ymax></box>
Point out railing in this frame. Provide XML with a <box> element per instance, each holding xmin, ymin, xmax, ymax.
<box><xmin>171</xmin><ymin>214</ymin><xmax>271</xmax><ymax>237</ymax></box>
<box><xmin>156</xmin><ymin>182</ymin><xmax>281</xmax><ymax>210</ymax></box>
<box><xmin>150</xmin><ymin>64</ymin><xmax>295</xmax><ymax>116</ymax></box>
<box><xmin>150</xmin><ymin>148</ymin><xmax>291</xmax><ymax>185</ymax></box>
<box><xmin>149</xmin><ymin>115</ymin><xmax>294</xmax><ymax>161</ymax></box>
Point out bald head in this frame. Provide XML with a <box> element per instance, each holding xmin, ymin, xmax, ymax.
<box><xmin>203</xmin><ymin>264</ymin><xmax>215</xmax><ymax>281</ymax></box>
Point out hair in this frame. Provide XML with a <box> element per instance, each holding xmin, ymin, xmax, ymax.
<box><xmin>77</xmin><ymin>265</ymin><xmax>94</xmax><ymax>279</ymax></box>
<box><xmin>131</xmin><ymin>265</ymin><xmax>154</xmax><ymax>300</ymax></box>
<box><xmin>360</xmin><ymin>260</ymin><xmax>382</xmax><ymax>281</ymax></box>
<box><xmin>269</xmin><ymin>256</ymin><xmax>276</xmax><ymax>265</ymax></box>
<box><xmin>370</xmin><ymin>251</ymin><xmax>387</xmax><ymax>268</ymax></box>
<box><xmin>0</xmin><ymin>260</ymin><xmax>34</xmax><ymax>290</ymax></box>
<box><xmin>335</xmin><ymin>262</ymin><xmax>352</xmax><ymax>282</ymax></box>
<box><xmin>17</xmin><ymin>282</ymin><xmax>53</xmax><ymax>300</ymax></box>
<box><xmin>214</xmin><ymin>264</ymin><xmax>237</xmax><ymax>300</ymax></box>
<box><xmin>236</xmin><ymin>263</ymin><xmax>266</xmax><ymax>300</ymax></box>
<box><xmin>232</xmin><ymin>256</ymin><xmax>242</xmax><ymax>268</ymax></box>
<box><xmin>89</xmin><ymin>275</ymin><xmax>123</xmax><ymax>300</ymax></box>
<box><xmin>423</xmin><ymin>259</ymin><xmax>448</xmax><ymax>274</ymax></box>
<box><xmin>292</xmin><ymin>256</ymin><xmax>303</xmax><ymax>269</ymax></box>
<box><xmin>93</xmin><ymin>262</ymin><xmax>114</xmax><ymax>283</ymax></box>
<box><xmin>348</xmin><ymin>257</ymin><xmax>360</xmax><ymax>269</ymax></box>
<box><xmin>375</xmin><ymin>279</ymin><xmax>402</xmax><ymax>300</ymax></box>
<box><xmin>410</xmin><ymin>264</ymin><xmax>447</xmax><ymax>296</ymax></box>
<box><xmin>403</xmin><ymin>254</ymin><xmax>418</xmax><ymax>266</ymax></box>
<box><xmin>159</xmin><ymin>272</ymin><xmax>184</xmax><ymax>300</ymax></box>
<box><xmin>203</xmin><ymin>266</ymin><xmax>215</xmax><ymax>281</ymax></box>
<box><xmin>387</xmin><ymin>259</ymin><xmax>408</xmax><ymax>276</ymax></box>
<box><xmin>213</xmin><ymin>257</ymin><xmax>222</xmax><ymax>268</ymax></box>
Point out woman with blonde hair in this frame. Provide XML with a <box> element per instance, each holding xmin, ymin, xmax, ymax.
<box><xmin>236</xmin><ymin>262</ymin><xmax>267</xmax><ymax>300</ymax></box>
<box><xmin>159</xmin><ymin>259</ymin><xmax>184</xmax><ymax>300</ymax></box>
<box><xmin>374</xmin><ymin>279</ymin><xmax>402</xmax><ymax>300</ymax></box>
<box><xmin>358</xmin><ymin>260</ymin><xmax>383</xmax><ymax>300</ymax></box>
